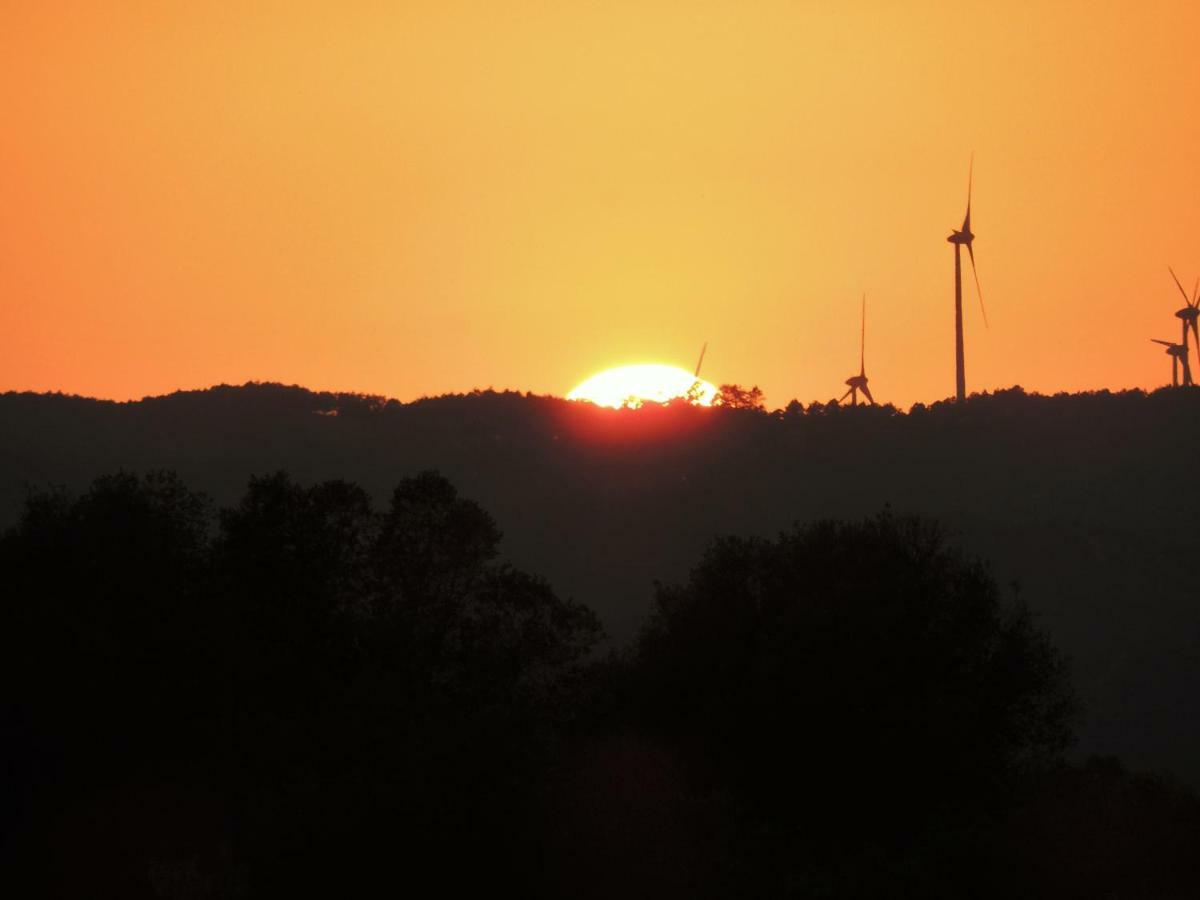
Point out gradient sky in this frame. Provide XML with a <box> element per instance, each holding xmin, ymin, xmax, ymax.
<box><xmin>3</xmin><ymin>1</ymin><xmax>1200</xmax><ymax>408</ymax></box>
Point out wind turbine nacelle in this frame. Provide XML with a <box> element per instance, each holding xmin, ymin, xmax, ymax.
<box><xmin>947</xmin><ymin>230</ymin><xmax>974</xmax><ymax>245</ymax></box>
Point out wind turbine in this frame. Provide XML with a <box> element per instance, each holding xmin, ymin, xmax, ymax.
<box><xmin>839</xmin><ymin>294</ymin><xmax>874</xmax><ymax>405</ymax></box>
<box><xmin>685</xmin><ymin>342</ymin><xmax>709</xmax><ymax>403</ymax></box>
<box><xmin>947</xmin><ymin>156</ymin><xmax>988</xmax><ymax>402</ymax></box>
<box><xmin>1168</xmin><ymin>267</ymin><xmax>1200</xmax><ymax>361</ymax></box>
<box><xmin>1151</xmin><ymin>339</ymin><xmax>1192</xmax><ymax>387</ymax></box>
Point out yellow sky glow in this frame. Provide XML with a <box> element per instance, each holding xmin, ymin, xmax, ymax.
<box><xmin>2</xmin><ymin>2</ymin><xmax>1199</xmax><ymax>407</ymax></box>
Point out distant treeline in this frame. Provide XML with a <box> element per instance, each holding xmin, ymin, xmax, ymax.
<box><xmin>7</xmin><ymin>380</ymin><xmax>1199</xmax><ymax>428</ymax></box>
<box><xmin>2</xmin><ymin>470</ymin><xmax>1198</xmax><ymax>898</ymax></box>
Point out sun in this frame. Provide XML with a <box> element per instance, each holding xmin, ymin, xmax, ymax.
<box><xmin>567</xmin><ymin>364</ymin><xmax>719</xmax><ymax>409</ymax></box>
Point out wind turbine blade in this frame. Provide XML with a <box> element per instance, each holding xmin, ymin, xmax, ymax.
<box><xmin>861</xmin><ymin>383</ymin><xmax>875</xmax><ymax>404</ymax></box>
<box><xmin>860</xmin><ymin>293</ymin><xmax>866</xmax><ymax>374</ymax></box>
<box><xmin>967</xmin><ymin>243</ymin><xmax>989</xmax><ymax>328</ymax></box>
<box><xmin>1151</xmin><ymin>339</ymin><xmax>1173</xmax><ymax>346</ymax></box>
<box><xmin>965</xmin><ymin>154</ymin><xmax>973</xmax><ymax>220</ymax></box>
<box><xmin>839</xmin><ymin>387</ymin><xmax>853</xmax><ymax>403</ymax></box>
<box><xmin>1192</xmin><ymin>278</ymin><xmax>1198</xmax><ymax>308</ymax></box>
<box><xmin>694</xmin><ymin>342</ymin><xmax>707</xmax><ymax>379</ymax></box>
<box><xmin>1169</xmin><ymin>267</ymin><xmax>1191</xmax><ymax>305</ymax></box>
<box><xmin>962</xmin><ymin>153</ymin><xmax>974</xmax><ymax>232</ymax></box>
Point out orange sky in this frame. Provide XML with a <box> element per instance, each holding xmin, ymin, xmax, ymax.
<box><xmin>3</xmin><ymin>1</ymin><xmax>1200</xmax><ymax>408</ymax></box>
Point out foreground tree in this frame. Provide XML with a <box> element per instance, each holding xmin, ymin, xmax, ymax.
<box><xmin>210</xmin><ymin>470</ymin><xmax>603</xmax><ymax>894</ymax></box>
<box><xmin>0</xmin><ymin>471</ymin><xmax>212</xmax><ymax>750</ymax></box>
<box><xmin>8</xmin><ymin>471</ymin><xmax>1195</xmax><ymax>898</ymax></box>
<box><xmin>1002</xmin><ymin>755</ymin><xmax>1200</xmax><ymax>899</ymax></box>
<box><xmin>633</xmin><ymin>511</ymin><xmax>1076</xmax><ymax>896</ymax></box>
<box><xmin>368</xmin><ymin>471</ymin><xmax>601</xmax><ymax>711</ymax></box>
<box><xmin>0</xmin><ymin>469</ymin><xmax>603</xmax><ymax>897</ymax></box>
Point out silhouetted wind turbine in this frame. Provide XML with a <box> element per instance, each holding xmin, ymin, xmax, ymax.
<box><xmin>947</xmin><ymin>156</ymin><xmax>988</xmax><ymax>402</ymax></box>
<box><xmin>1168</xmin><ymin>267</ymin><xmax>1200</xmax><ymax>362</ymax></box>
<box><xmin>1151</xmin><ymin>339</ymin><xmax>1192</xmax><ymax>387</ymax></box>
<box><xmin>686</xmin><ymin>342</ymin><xmax>709</xmax><ymax>402</ymax></box>
<box><xmin>839</xmin><ymin>294</ymin><xmax>874</xmax><ymax>405</ymax></box>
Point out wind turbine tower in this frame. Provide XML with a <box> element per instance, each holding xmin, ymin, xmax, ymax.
<box><xmin>1151</xmin><ymin>339</ymin><xmax>1193</xmax><ymax>387</ymax></box>
<box><xmin>946</xmin><ymin>157</ymin><xmax>988</xmax><ymax>402</ymax></box>
<box><xmin>1168</xmin><ymin>267</ymin><xmax>1200</xmax><ymax>362</ymax></box>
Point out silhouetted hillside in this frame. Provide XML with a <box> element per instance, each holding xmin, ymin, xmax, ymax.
<box><xmin>2</xmin><ymin>383</ymin><xmax>1198</xmax><ymax>785</ymax></box>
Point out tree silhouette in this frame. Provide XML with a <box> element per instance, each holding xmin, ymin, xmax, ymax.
<box><xmin>1</xmin><ymin>471</ymin><xmax>212</xmax><ymax>738</ymax></box>
<box><xmin>371</xmin><ymin>469</ymin><xmax>501</xmax><ymax>607</ymax></box>
<box><xmin>0</xmin><ymin>472</ymin><xmax>219</xmax><ymax>896</ymax></box>
<box><xmin>0</xmin><ymin>468</ymin><xmax>604</xmax><ymax>896</ymax></box>
<box><xmin>213</xmin><ymin>472</ymin><xmax>371</xmax><ymax>701</ymax></box>
<box><xmin>1001</xmin><ymin>755</ymin><xmax>1200</xmax><ymax>897</ymax></box>
<box><xmin>715</xmin><ymin>382</ymin><xmax>765</xmax><ymax>410</ymax></box>
<box><xmin>359</xmin><ymin>471</ymin><xmax>601</xmax><ymax>713</ymax></box>
<box><xmin>3</xmin><ymin>460</ymin><xmax>1197</xmax><ymax>898</ymax></box>
<box><xmin>211</xmin><ymin>470</ymin><xmax>603</xmax><ymax>893</ymax></box>
<box><xmin>632</xmin><ymin>511</ymin><xmax>1076</xmax><ymax>896</ymax></box>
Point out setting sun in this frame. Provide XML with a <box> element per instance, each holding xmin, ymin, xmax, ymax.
<box><xmin>567</xmin><ymin>364</ymin><xmax>718</xmax><ymax>409</ymax></box>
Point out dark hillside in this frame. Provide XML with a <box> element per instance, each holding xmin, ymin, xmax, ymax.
<box><xmin>2</xmin><ymin>384</ymin><xmax>1197</xmax><ymax>784</ymax></box>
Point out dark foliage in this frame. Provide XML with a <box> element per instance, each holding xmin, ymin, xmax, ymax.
<box><xmin>716</xmin><ymin>383</ymin><xmax>766</xmax><ymax>410</ymax></box>
<box><xmin>2</xmin><ymin>389</ymin><xmax>1200</xmax><ymax>895</ymax></box>
<box><xmin>3</xmin><ymin>382</ymin><xmax>1197</xmax><ymax>791</ymax></box>
<box><xmin>0</xmin><ymin>470</ymin><xmax>601</xmax><ymax>897</ymax></box>
<box><xmin>1000</xmin><ymin>755</ymin><xmax>1200</xmax><ymax>899</ymax></box>
<box><xmin>629</xmin><ymin>513</ymin><xmax>1077</xmax><ymax>896</ymax></box>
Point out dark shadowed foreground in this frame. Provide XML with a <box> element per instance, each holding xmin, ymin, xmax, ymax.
<box><xmin>2</xmin><ymin>384</ymin><xmax>1199</xmax><ymax>784</ymax></box>
<box><xmin>2</xmin><ymin>470</ymin><xmax>1198</xmax><ymax>897</ymax></box>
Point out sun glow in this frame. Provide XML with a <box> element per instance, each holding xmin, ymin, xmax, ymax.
<box><xmin>567</xmin><ymin>364</ymin><xmax>718</xmax><ymax>409</ymax></box>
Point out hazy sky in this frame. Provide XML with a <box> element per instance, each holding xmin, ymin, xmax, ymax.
<box><xmin>3</xmin><ymin>1</ymin><xmax>1200</xmax><ymax>408</ymax></box>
